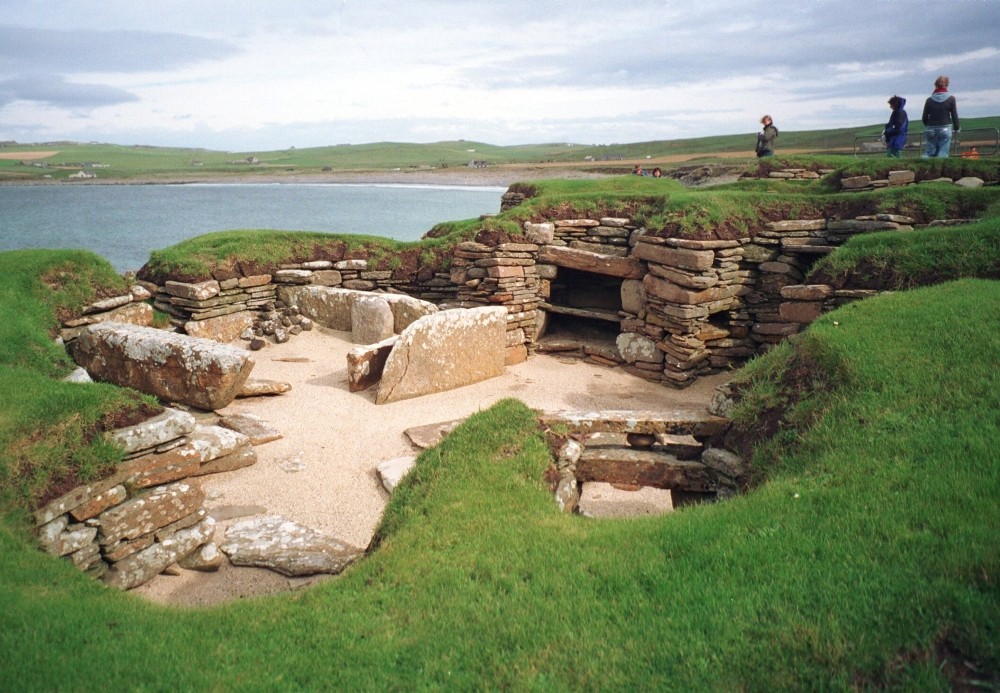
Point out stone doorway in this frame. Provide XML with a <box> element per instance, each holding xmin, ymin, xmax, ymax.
<box><xmin>537</xmin><ymin>267</ymin><xmax>623</xmax><ymax>346</ymax></box>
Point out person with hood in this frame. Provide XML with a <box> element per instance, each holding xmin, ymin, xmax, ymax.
<box><xmin>883</xmin><ymin>96</ymin><xmax>908</xmax><ymax>157</ymax></box>
<box><xmin>921</xmin><ymin>76</ymin><xmax>959</xmax><ymax>158</ymax></box>
<box><xmin>756</xmin><ymin>115</ymin><xmax>778</xmax><ymax>157</ymax></box>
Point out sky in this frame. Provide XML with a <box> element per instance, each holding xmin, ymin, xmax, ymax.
<box><xmin>1</xmin><ymin>0</ymin><xmax>998</xmax><ymax>151</ymax></box>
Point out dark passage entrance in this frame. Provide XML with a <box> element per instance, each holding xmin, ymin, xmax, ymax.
<box><xmin>538</xmin><ymin>267</ymin><xmax>623</xmax><ymax>344</ymax></box>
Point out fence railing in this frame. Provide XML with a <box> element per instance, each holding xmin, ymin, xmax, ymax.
<box><xmin>853</xmin><ymin>127</ymin><xmax>999</xmax><ymax>158</ymax></box>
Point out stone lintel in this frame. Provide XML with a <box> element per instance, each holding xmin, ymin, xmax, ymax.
<box><xmin>537</xmin><ymin>245</ymin><xmax>645</xmax><ymax>279</ymax></box>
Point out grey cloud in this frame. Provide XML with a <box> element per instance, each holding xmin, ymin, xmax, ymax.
<box><xmin>0</xmin><ymin>24</ymin><xmax>241</xmax><ymax>74</ymax></box>
<box><xmin>462</xmin><ymin>0</ymin><xmax>999</xmax><ymax>91</ymax></box>
<box><xmin>0</xmin><ymin>74</ymin><xmax>139</xmax><ymax>109</ymax></box>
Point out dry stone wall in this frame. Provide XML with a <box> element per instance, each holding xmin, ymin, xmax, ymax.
<box><xmin>34</xmin><ymin>408</ymin><xmax>259</xmax><ymax>590</ymax></box>
<box><xmin>438</xmin><ymin>205</ymin><xmax>964</xmax><ymax>387</ymax></box>
<box><xmin>67</xmin><ymin>183</ymin><xmax>977</xmax><ymax>394</ymax></box>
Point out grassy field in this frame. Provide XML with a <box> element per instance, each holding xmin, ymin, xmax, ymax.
<box><xmin>2</xmin><ymin>116</ymin><xmax>997</xmax><ymax>182</ymax></box>
<box><xmin>1</xmin><ymin>168</ymin><xmax>999</xmax><ymax>688</ymax></box>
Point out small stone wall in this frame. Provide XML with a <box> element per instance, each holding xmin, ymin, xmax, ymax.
<box><xmin>34</xmin><ymin>408</ymin><xmax>259</xmax><ymax>590</ymax></box>
<box><xmin>65</xmin><ymin>184</ymin><xmax>982</xmax><ymax>393</ymax></box>
<box><xmin>442</xmin><ymin>205</ymin><xmax>976</xmax><ymax>387</ymax></box>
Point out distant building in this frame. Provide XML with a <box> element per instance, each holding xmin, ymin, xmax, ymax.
<box><xmin>68</xmin><ymin>170</ymin><xmax>96</xmax><ymax>179</ymax></box>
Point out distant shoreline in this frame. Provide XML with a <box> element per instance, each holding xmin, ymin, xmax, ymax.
<box><xmin>0</xmin><ymin>164</ymin><xmax>621</xmax><ymax>189</ymax></box>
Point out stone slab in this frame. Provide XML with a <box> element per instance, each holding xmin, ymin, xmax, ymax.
<box><xmin>376</xmin><ymin>307</ymin><xmax>507</xmax><ymax>404</ymax></box>
<box><xmin>577</xmin><ymin>448</ymin><xmax>719</xmax><ymax>492</ymax></box>
<box><xmin>578</xmin><ymin>482</ymin><xmax>674</xmax><ymax>518</ymax></box>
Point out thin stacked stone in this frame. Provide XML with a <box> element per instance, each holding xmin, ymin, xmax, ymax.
<box><xmin>454</xmin><ymin>240</ymin><xmax>540</xmax><ymax>363</ymax></box>
<box><xmin>58</xmin><ymin>284</ymin><xmax>155</xmax><ymax>343</ymax></box>
<box><xmin>551</xmin><ymin>217</ymin><xmax>635</xmax><ymax>257</ymax></box>
<box><xmin>152</xmin><ymin>275</ymin><xmax>275</xmax><ymax>332</ymax></box>
<box><xmin>634</xmin><ymin>237</ymin><xmax>751</xmax><ymax>387</ymax></box>
<box><xmin>742</xmin><ymin>214</ymin><xmax>914</xmax><ymax>348</ymax></box>
<box><xmin>33</xmin><ymin>408</ymin><xmax>260</xmax><ymax>590</ymax></box>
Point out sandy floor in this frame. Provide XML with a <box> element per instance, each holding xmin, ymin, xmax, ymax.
<box><xmin>132</xmin><ymin>326</ymin><xmax>729</xmax><ymax>606</ymax></box>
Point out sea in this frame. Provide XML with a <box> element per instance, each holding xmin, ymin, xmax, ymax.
<box><xmin>0</xmin><ymin>183</ymin><xmax>506</xmax><ymax>273</ymax></box>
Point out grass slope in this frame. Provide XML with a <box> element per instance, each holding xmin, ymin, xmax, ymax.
<box><xmin>1</xmin><ymin>269</ymin><xmax>998</xmax><ymax>687</ymax></box>
<box><xmin>0</xmin><ymin>251</ymin><xmax>154</xmax><ymax>522</ymax></box>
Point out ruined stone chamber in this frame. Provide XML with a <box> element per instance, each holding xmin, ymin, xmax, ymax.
<box><xmin>46</xmin><ymin>170</ymin><xmax>953</xmax><ymax>583</ymax></box>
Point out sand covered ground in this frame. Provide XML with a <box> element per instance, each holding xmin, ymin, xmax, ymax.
<box><xmin>132</xmin><ymin>327</ymin><xmax>730</xmax><ymax>607</ymax></box>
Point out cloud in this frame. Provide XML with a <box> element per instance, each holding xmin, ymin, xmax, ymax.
<box><xmin>0</xmin><ymin>24</ymin><xmax>240</xmax><ymax>74</ymax></box>
<box><xmin>0</xmin><ymin>75</ymin><xmax>139</xmax><ymax>109</ymax></box>
<box><xmin>0</xmin><ymin>2</ymin><xmax>997</xmax><ymax>150</ymax></box>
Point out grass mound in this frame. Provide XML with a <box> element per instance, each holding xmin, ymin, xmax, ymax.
<box><xmin>0</xmin><ymin>250</ymin><xmax>156</xmax><ymax>524</ymax></box>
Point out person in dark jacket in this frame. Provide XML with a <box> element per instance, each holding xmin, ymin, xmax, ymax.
<box><xmin>756</xmin><ymin>115</ymin><xmax>777</xmax><ymax>157</ymax></box>
<box><xmin>921</xmin><ymin>75</ymin><xmax>959</xmax><ymax>158</ymax></box>
<box><xmin>883</xmin><ymin>96</ymin><xmax>908</xmax><ymax>157</ymax></box>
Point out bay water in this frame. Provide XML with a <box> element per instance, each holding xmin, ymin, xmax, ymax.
<box><xmin>0</xmin><ymin>183</ymin><xmax>505</xmax><ymax>272</ymax></box>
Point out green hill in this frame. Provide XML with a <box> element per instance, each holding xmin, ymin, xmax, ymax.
<box><xmin>2</xmin><ymin>116</ymin><xmax>997</xmax><ymax>182</ymax></box>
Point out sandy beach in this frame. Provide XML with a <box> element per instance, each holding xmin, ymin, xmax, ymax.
<box><xmin>132</xmin><ymin>326</ymin><xmax>730</xmax><ymax>606</ymax></box>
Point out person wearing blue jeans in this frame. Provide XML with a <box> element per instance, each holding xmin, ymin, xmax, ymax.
<box><xmin>921</xmin><ymin>75</ymin><xmax>959</xmax><ymax>158</ymax></box>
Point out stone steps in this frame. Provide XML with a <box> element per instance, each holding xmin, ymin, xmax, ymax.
<box><xmin>538</xmin><ymin>409</ymin><xmax>729</xmax><ymax>440</ymax></box>
<box><xmin>577</xmin><ymin>447</ymin><xmax>720</xmax><ymax>493</ymax></box>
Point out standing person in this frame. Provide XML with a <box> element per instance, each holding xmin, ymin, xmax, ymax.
<box><xmin>756</xmin><ymin>115</ymin><xmax>778</xmax><ymax>157</ymax></box>
<box><xmin>921</xmin><ymin>76</ymin><xmax>959</xmax><ymax>158</ymax></box>
<box><xmin>883</xmin><ymin>96</ymin><xmax>908</xmax><ymax>157</ymax></box>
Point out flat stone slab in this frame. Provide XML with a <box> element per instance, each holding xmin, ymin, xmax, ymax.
<box><xmin>578</xmin><ymin>482</ymin><xmax>674</xmax><ymax>519</ymax></box>
<box><xmin>106</xmin><ymin>408</ymin><xmax>197</xmax><ymax>456</ymax></box>
<box><xmin>403</xmin><ymin>419</ymin><xmax>465</xmax><ymax>449</ymax></box>
<box><xmin>577</xmin><ymin>447</ymin><xmax>719</xmax><ymax>492</ymax></box>
<box><xmin>538</xmin><ymin>245</ymin><xmax>645</xmax><ymax>279</ymax></box>
<box><xmin>220</xmin><ymin>515</ymin><xmax>363</xmax><ymax>577</ymax></box>
<box><xmin>104</xmin><ymin>516</ymin><xmax>216</xmax><ymax>590</ymax></box>
<box><xmin>218</xmin><ymin>413</ymin><xmax>283</xmax><ymax>445</ymax></box>
<box><xmin>377</xmin><ymin>456</ymin><xmax>418</xmax><ymax>493</ymax></box>
<box><xmin>118</xmin><ymin>424</ymin><xmax>252</xmax><ymax>486</ymax></box>
<box><xmin>98</xmin><ymin>481</ymin><xmax>205</xmax><ymax>546</ymax></box>
<box><xmin>538</xmin><ymin>409</ymin><xmax>730</xmax><ymax>438</ymax></box>
<box><xmin>238</xmin><ymin>379</ymin><xmax>292</xmax><ymax>397</ymax></box>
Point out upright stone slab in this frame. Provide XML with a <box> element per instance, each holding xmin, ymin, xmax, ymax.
<box><xmin>70</xmin><ymin>322</ymin><xmax>255</xmax><ymax>410</ymax></box>
<box><xmin>376</xmin><ymin>307</ymin><xmax>507</xmax><ymax>404</ymax></box>
<box><xmin>383</xmin><ymin>293</ymin><xmax>438</xmax><ymax>333</ymax></box>
<box><xmin>347</xmin><ymin>336</ymin><xmax>398</xmax><ymax>392</ymax></box>
<box><xmin>278</xmin><ymin>286</ymin><xmax>355</xmax><ymax>331</ymax></box>
<box><xmin>352</xmin><ymin>294</ymin><xmax>395</xmax><ymax>344</ymax></box>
